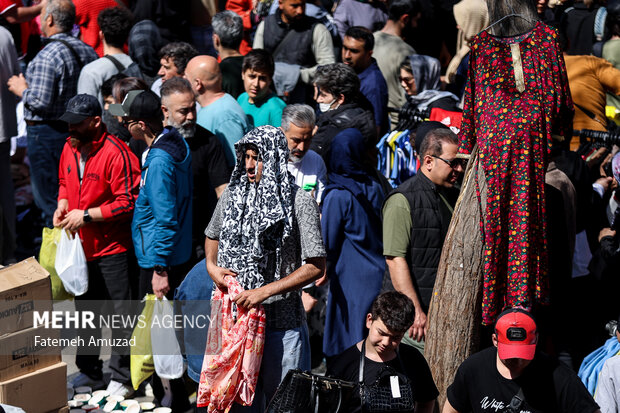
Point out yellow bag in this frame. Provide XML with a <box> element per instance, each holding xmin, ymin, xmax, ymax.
<box><xmin>130</xmin><ymin>294</ymin><xmax>156</xmax><ymax>390</ymax></box>
<box><xmin>39</xmin><ymin>227</ymin><xmax>73</xmax><ymax>301</ymax></box>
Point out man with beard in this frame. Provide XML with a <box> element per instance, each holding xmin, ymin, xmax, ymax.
<box><xmin>109</xmin><ymin>89</ymin><xmax>193</xmax><ymax>410</ymax></box>
<box><xmin>160</xmin><ymin>77</ymin><xmax>231</xmax><ymax>259</ymax></box>
<box><xmin>54</xmin><ymin>94</ymin><xmax>140</xmax><ymax>396</ymax></box>
<box><xmin>282</xmin><ymin>103</ymin><xmax>326</xmax><ymax>204</ymax></box>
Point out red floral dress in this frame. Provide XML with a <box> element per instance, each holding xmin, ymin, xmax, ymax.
<box><xmin>459</xmin><ymin>22</ymin><xmax>574</xmax><ymax>325</ymax></box>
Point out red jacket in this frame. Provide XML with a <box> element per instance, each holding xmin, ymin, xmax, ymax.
<box><xmin>58</xmin><ymin>128</ymin><xmax>140</xmax><ymax>260</ymax></box>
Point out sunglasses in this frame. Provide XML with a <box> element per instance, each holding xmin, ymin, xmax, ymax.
<box><xmin>432</xmin><ymin>155</ymin><xmax>466</xmax><ymax>169</ymax></box>
<box><xmin>122</xmin><ymin>119</ymin><xmax>138</xmax><ymax>129</ymax></box>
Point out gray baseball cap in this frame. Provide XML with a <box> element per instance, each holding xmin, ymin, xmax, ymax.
<box><xmin>108</xmin><ymin>90</ymin><xmax>162</xmax><ymax>119</ymax></box>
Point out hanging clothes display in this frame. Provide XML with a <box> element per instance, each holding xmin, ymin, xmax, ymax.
<box><xmin>376</xmin><ymin>129</ymin><xmax>417</xmax><ymax>188</ymax></box>
<box><xmin>459</xmin><ymin>21</ymin><xmax>574</xmax><ymax>325</ymax></box>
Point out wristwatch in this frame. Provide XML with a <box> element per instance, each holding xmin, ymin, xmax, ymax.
<box><xmin>154</xmin><ymin>265</ymin><xmax>169</xmax><ymax>275</ymax></box>
<box><xmin>83</xmin><ymin>209</ymin><xmax>92</xmax><ymax>223</ymax></box>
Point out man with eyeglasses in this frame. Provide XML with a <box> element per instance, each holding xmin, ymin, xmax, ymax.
<box><xmin>382</xmin><ymin>125</ymin><xmax>464</xmax><ymax>352</ymax></box>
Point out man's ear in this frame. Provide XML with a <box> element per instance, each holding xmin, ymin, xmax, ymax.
<box><xmin>161</xmin><ymin>104</ymin><xmax>169</xmax><ymax>119</ymax></box>
<box><xmin>366</xmin><ymin>313</ymin><xmax>373</xmax><ymax>329</ymax></box>
<box><xmin>336</xmin><ymin>93</ymin><xmax>346</xmax><ymax>106</ymax></box>
<box><xmin>92</xmin><ymin>116</ymin><xmax>103</xmax><ymax>129</ymax></box>
<box><xmin>400</xmin><ymin>13</ymin><xmax>410</xmax><ymax>27</ymax></box>
<box><xmin>423</xmin><ymin>154</ymin><xmax>434</xmax><ymax>171</ymax></box>
<box><xmin>212</xmin><ymin>33</ymin><xmax>220</xmax><ymax>49</ymax></box>
<box><xmin>492</xmin><ymin>333</ymin><xmax>498</xmax><ymax>348</ymax></box>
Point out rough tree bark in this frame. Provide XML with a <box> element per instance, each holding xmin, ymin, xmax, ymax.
<box><xmin>425</xmin><ymin>146</ymin><xmax>487</xmax><ymax>409</ymax></box>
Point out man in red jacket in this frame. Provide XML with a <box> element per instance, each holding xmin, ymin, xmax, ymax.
<box><xmin>53</xmin><ymin>94</ymin><xmax>141</xmax><ymax>397</ymax></box>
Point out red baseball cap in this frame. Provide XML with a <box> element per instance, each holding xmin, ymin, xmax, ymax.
<box><xmin>495</xmin><ymin>308</ymin><xmax>537</xmax><ymax>360</ymax></box>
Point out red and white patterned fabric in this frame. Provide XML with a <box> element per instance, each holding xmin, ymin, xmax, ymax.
<box><xmin>197</xmin><ymin>276</ymin><xmax>266</xmax><ymax>412</ymax></box>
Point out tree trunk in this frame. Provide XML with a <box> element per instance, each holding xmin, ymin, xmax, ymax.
<box><xmin>426</xmin><ymin>146</ymin><xmax>486</xmax><ymax>409</ymax></box>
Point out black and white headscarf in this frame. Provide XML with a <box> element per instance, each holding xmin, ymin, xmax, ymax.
<box><xmin>217</xmin><ymin>126</ymin><xmax>294</xmax><ymax>290</ymax></box>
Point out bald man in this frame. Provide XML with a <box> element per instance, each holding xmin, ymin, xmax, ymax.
<box><xmin>185</xmin><ymin>55</ymin><xmax>250</xmax><ymax>166</ymax></box>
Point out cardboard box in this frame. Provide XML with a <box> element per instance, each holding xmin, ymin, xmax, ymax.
<box><xmin>0</xmin><ymin>362</ymin><xmax>67</xmax><ymax>413</ymax></box>
<box><xmin>0</xmin><ymin>258</ymin><xmax>52</xmax><ymax>335</ymax></box>
<box><xmin>0</xmin><ymin>325</ymin><xmax>62</xmax><ymax>381</ymax></box>
<box><xmin>45</xmin><ymin>406</ymin><xmax>69</xmax><ymax>413</ymax></box>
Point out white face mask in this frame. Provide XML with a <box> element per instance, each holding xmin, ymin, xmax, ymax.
<box><xmin>319</xmin><ymin>99</ymin><xmax>339</xmax><ymax>113</ymax></box>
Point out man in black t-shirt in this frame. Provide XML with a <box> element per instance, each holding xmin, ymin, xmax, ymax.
<box><xmin>444</xmin><ymin>308</ymin><xmax>600</xmax><ymax>413</ymax></box>
<box><xmin>160</xmin><ymin>77</ymin><xmax>231</xmax><ymax>260</ymax></box>
<box><xmin>327</xmin><ymin>291</ymin><xmax>439</xmax><ymax>413</ymax></box>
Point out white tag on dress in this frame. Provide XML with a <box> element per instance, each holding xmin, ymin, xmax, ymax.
<box><xmin>390</xmin><ymin>376</ymin><xmax>401</xmax><ymax>398</ymax></box>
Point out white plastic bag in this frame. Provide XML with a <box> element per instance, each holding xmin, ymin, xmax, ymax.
<box><xmin>54</xmin><ymin>230</ymin><xmax>89</xmax><ymax>296</ymax></box>
<box><xmin>151</xmin><ymin>297</ymin><xmax>185</xmax><ymax>379</ymax></box>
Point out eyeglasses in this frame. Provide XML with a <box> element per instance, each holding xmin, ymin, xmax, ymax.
<box><xmin>122</xmin><ymin>119</ymin><xmax>138</xmax><ymax>129</ymax></box>
<box><xmin>399</xmin><ymin>76</ymin><xmax>414</xmax><ymax>83</ymax></box>
<box><xmin>432</xmin><ymin>155</ymin><xmax>466</xmax><ymax>169</ymax></box>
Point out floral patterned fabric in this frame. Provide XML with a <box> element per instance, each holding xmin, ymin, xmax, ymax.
<box><xmin>197</xmin><ymin>276</ymin><xmax>266</xmax><ymax>411</ymax></box>
<box><xmin>459</xmin><ymin>22</ymin><xmax>574</xmax><ymax>325</ymax></box>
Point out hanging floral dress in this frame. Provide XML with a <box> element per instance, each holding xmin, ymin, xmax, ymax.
<box><xmin>458</xmin><ymin>21</ymin><xmax>574</xmax><ymax>325</ymax></box>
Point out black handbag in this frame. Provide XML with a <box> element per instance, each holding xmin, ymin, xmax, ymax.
<box><xmin>266</xmin><ymin>369</ymin><xmax>355</xmax><ymax>413</ymax></box>
<box><xmin>358</xmin><ymin>340</ymin><xmax>415</xmax><ymax>412</ymax></box>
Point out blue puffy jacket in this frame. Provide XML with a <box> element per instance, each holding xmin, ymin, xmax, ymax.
<box><xmin>132</xmin><ymin>126</ymin><xmax>193</xmax><ymax>268</ymax></box>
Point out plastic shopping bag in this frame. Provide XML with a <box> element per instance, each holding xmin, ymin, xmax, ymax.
<box><xmin>130</xmin><ymin>294</ymin><xmax>156</xmax><ymax>390</ymax></box>
<box><xmin>151</xmin><ymin>297</ymin><xmax>185</xmax><ymax>379</ymax></box>
<box><xmin>39</xmin><ymin>227</ymin><xmax>73</xmax><ymax>301</ymax></box>
<box><xmin>54</xmin><ymin>229</ymin><xmax>88</xmax><ymax>296</ymax></box>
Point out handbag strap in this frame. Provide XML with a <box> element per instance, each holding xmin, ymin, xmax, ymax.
<box><xmin>359</xmin><ymin>340</ymin><xmax>366</xmax><ymax>383</ymax></box>
<box><xmin>505</xmin><ymin>387</ymin><xmax>525</xmax><ymax>413</ymax></box>
<box><xmin>310</xmin><ymin>373</ymin><xmax>343</xmax><ymax>413</ymax></box>
<box><xmin>359</xmin><ymin>339</ymin><xmax>407</xmax><ymax>383</ymax></box>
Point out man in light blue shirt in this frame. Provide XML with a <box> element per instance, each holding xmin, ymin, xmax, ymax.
<box><xmin>185</xmin><ymin>55</ymin><xmax>249</xmax><ymax>166</ymax></box>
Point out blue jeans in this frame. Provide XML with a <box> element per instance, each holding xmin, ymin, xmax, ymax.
<box><xmin>231</xmin><ymin>322</ymin><xmax>311</xmax><ymax>413</ymax></box>
<box><xmin>26</xmin><ymin>123</ymin><xmax>67</xmax><ymax>227</ymax></box>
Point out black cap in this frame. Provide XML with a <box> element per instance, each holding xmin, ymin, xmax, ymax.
<box><xmin>59</xmin><ymin>94</ymin><xmax>102</xmax><ymax>124</ymax></box>
<box><xmin>414</xmin><ymin>121</ymin><xmax>449</xmax><ymax>154</ymax></box>
<box><xmin>108</xmin><ymin>90</ymin><xmax>162</xmax><ymax>119</ymax></box>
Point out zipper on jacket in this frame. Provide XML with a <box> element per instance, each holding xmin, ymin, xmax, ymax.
<box><xmin>73</xmin><ymin>151</ymin><xmax>83</xmax><ymax>206</ymax></box>
<box><xmin>138</xmin><ymin>226</ymin><xmax>145</xmax><ymax>255</ymax></box>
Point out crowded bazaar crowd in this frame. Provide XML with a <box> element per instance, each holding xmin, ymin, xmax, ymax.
<box><xmin>0</xmin><ymin>0</ymin><xmax>620</xmax><ymax>411</ymax></box>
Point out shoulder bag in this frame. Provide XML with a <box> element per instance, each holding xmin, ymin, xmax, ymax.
<box><xmin>267</xmin><ymin>369</ymin><xmax>355</xmax><ymax>413</ymax></box>
<box><xmin>359</xmin><ymin>340</ymin><xmax>415</xmax><ymax>412</ymax></box>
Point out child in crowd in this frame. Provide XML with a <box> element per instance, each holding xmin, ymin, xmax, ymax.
<box><xmin>237</xmin><ymin>49</ymin><xmax>286</xmax><ymax>128</ymax></box>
